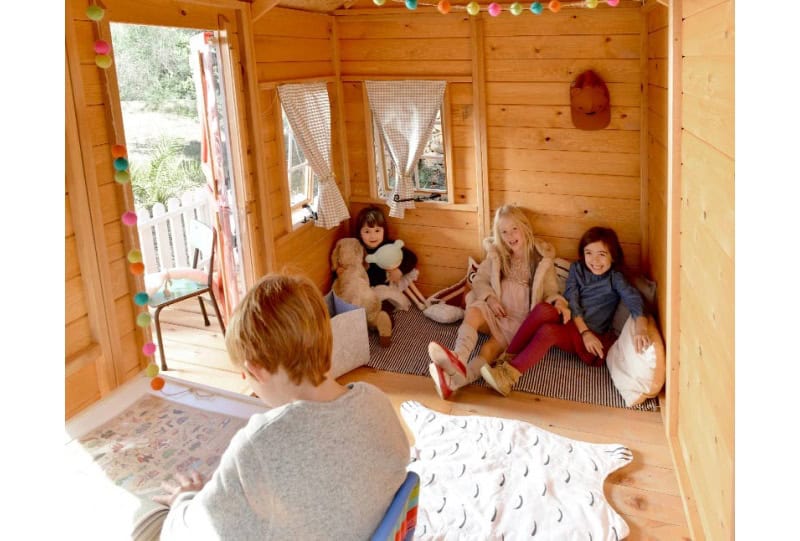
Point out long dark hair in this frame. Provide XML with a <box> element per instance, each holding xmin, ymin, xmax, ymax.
<box><xmin>577</xmin><ymin>227</ymin><xmax>624</xmax><ymax>269</ymax></box>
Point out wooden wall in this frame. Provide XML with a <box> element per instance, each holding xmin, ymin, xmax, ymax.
<box><xmin>645</xmin><ymin>3</ymin><xmax>668</xmax><ymax>325</ymax></box>
<box><xmin>674</xmin><ymin>0</ymin><xmax>735</xmax><ymax>538</ymax></box>
<box><xmin>483</xmin><ymin>5</ymin><xmax>643</xmax><ymax>270</ymax></box>
<box><xmin>254</xmin><ymin>7</ymin><xmax>347</xmax><ymax>291</ymax></box>
<box><xmin>338</xmin><ymin>10</ymin><xmax>481</xmax><ymax>295</ymax></box>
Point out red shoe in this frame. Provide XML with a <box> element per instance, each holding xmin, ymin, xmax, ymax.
<box><xmin>428</xmin><ymin>342</ymin><xmax>468</xmax><ymax>379</ymax></box>
<box><xmin>428</xmin><ymin>363</ymin><xmax>453</xmax><ymax>400</ymax></box>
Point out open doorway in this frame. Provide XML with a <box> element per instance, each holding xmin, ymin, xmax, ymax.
<box><xmin>110</xmin><ymin>23</ymin><xmax>246</xmax><ymax>357</ymax></box>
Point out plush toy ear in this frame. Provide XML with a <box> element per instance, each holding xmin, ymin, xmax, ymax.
<box><xmin>365</xmin><ymin>253</ymin><xmax>377</xmax><ymax>264</ymax></box>
<box><xmin>394</xmin><ymin>239</ymin><xmax>404</xmax><ymax>249</ymax></box>
<box><xmin>331</xmin><ymin>242</ymin><xmax>341</xmax><ymax>272</ymax></box>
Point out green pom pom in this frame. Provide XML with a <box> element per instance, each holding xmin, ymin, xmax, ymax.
<box><xmin>86</xmin><ymin>5</ymin><xmax>104</xmax><ymax>21</ymax></box>
<box><xmin>127</xmin><ymin>249</ymin><xmax>142</xmax><ymax>264</ymax></box>
<box><xmin>95</xmin><ymin>55</ymin><xmax>112</xmax><ymax>69</ymax></box>
<box><xmin>114</xmin><ymin>170</ymin><xmax>130</xmax><ymax>184</ymax></box>
<box><xmin>136</xmin><ymin>312</ymin><xmax>152</xmax><ymax>327</ymax></box>
<box><xmin>145</xmin><ymin>363</ymin><xmax>160</xmax><ymax>377</ymax></box>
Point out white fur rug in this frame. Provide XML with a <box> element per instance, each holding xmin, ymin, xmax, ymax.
<box><xmin>401</xmin><ymin>401</ymin><xmax>632</xmax><ymax>540</ymax></box>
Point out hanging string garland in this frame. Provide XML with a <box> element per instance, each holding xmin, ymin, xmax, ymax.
<box><xmin>86</xmin><ymin>3</ymin><xmax>164</xmax><ymax>392</ymax></box>
<box><xmin>375</xmin><ymin>0</ymin><xmax>620</xmax><ymax>13</ymax></box>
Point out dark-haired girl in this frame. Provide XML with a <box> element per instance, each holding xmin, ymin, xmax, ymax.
<box><xmin>481</xmin><ymin>226</ymin><xmax>650</xmax><ymax>397</ymax></box>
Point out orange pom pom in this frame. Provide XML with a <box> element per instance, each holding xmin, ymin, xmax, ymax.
<box><xmin>548</xmin><ymin>0</ymin><xmax>561</xmax><ymax>12</ymax></box>
<box><xmin>130</xmin><ymin>262</ymin><xmax>145</xmax><ymax>275</ymax></box>
<box><xmin>111</xmin><ymin>144</ymin><xmax>127</xmax><ymax>158</ymax></box>
<box><xmin>150</xmin><ymin>376</ymin><xmax>165</xmax><ymax>391</ymax></box>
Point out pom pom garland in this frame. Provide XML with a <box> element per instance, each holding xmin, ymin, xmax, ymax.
<box><xmin>114</xmin><ymin>157</ymin><xmax>129</xmax><ymax>171</ymax></box>
<box><xmin>122</xmin><ymin>211</ymin><xmax>138</xmax><ymax>226</ymax></box>
<box><xmin>143</xmin><ymin>342</ymin><xmax>157</xmax><ymax>356</ymax></box>
<box><xmin>95</xmin><ymin>55</ymin><xmax>112</xmax><ymax>69</ymax></box>
<box><xmin>145</xmin><ymin>363</ymin><xmax>160</xmax><ymax>377</ymax></box>
<box><xmin>134</xmin><ymin>292</ymin><xmax>149</xmax><ymax>306</ymax></box>
<box><xmin>111</xmin><ymin>144</ymin><xmax>127</xmax><ymax>158</ymax></box>
<box><xmin>86</xmin><ymin>5</ymin><xmax>104</xmax><ymax>20</ymax></box>
<box><xmin>130</xmin><ymin>262</ymin><xmax>145</xmax><ymax>275</ymax></box>
<box><xmin>368</xmin><ymin>0</ymin><xmax>619</xmax><ymax>15</ymax></box>
<box><xmin>94</xmin><ymin>40</ymin><xmax>110</xmax><ymax>55</ymax></box>
<box><xmin>127</xmin><ymin>249</ymin><xmax>143</xmax><ymax>263</ymax></box>
<box><xmin>114</xmin><ymin>170</ymin><xmax>131</xmax><ymax>184</ymax></box>
<box><xmin>150</xmin><ymin>376</ymin><xmax>166</xmax><ymax>391</ymax></box>
<box><xmin>136</xmin><ymin>312</ymin><xmax>152</xmax><ymax>327</ymax></box>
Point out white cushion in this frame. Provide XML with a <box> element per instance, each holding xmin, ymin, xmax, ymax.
<box><xmin>328</xmin><ymin>307</ymin><xmax>370</xmax><ymax>379</ymax></box>
<box><xmin>606</xmin><ymin>315</ymin><xmax>666</xmax><ymax>407</ymax></box>
<box><xmin>423</xmin><ymin>302</ymin><xmax>465</xmax><ymax>324</ymax></box>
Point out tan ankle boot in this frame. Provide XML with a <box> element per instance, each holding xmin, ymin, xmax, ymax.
<box><xmin>480</xmin><ymin>362</ymin><xmax>522</xmax><ymax>397</ymax></box>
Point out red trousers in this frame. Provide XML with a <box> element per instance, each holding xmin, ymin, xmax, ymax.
<box><xmin>506</xmin><ymin>302</ymin><xmax>616</xmax><ymax>372</ymax></box>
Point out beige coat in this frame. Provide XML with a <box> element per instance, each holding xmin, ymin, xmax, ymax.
<box><xmin>466</xmin><ymin>236</ymin><xmax>566</xmax><ymax>310</ymax></box>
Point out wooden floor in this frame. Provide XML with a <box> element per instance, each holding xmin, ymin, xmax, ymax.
<box><xmin>156</xmin><ymin>301</ymin><xmax>692</xmax><ymax>540</ymax></box>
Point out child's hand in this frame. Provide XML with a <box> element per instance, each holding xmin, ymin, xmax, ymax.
<box><xmin>487</xmin><ymin>296</ymin><xmax>507</xmax><ymax>318</ymax></box>
<box><xmin>386</xmin><ymin>267</ymin><xmax>403</xmax><ymax>284</ymax></box>
<box><xmin>581</xmin><ymin>331</ymin><xmax>604</xmax><ymax>358</ymax></box>
<box><xmin>634</xmin><ymin>332</ymin><xmax>651</xmax><ymax>353</ymax></box>
<box><xmin>554</xmin><ymin>302</ymin><xmax>571</xmax><ymax>323</ymax></box>
<box><xmin>153</xmin><ymin>470</ymin><xmax>206</xmax><ymax>507</ymax></box>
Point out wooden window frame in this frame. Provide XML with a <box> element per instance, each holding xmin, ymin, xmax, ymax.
<box><xmin>363</xmin><ymin>85</ymin><xmax>454</xmax><ymax>205</ymax></box>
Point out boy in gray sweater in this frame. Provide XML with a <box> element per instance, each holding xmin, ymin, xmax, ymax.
<box><xmin>155</xmin><ymin>274</ymin><xmax>410</xmax><ymax>540</ymax></box>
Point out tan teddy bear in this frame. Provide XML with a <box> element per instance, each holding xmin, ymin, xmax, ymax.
<box><xmin>331</xmin><ymin>238</ymin><xmax>392</xmax><ymax>347</ymax></box>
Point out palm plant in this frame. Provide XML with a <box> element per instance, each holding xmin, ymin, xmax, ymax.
<box><xmin>132</xmin><ymin>137</ymin><xmax>204</xmax><ymax>210</ymax></box>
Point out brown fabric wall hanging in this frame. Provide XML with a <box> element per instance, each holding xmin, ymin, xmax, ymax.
<box><xmin>570</xmin><ymin>70</ymin><xmax>611</xmax><ymax>130</ymax></box>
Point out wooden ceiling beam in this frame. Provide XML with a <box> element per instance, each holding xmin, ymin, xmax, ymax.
<box><xmin>252</xmin><ymin>0</ymin><xmax>282</xmax><ymax>21</ymax></box>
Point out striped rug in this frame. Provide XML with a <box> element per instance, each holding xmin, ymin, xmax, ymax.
<box><xmin>367</xmin><ymin>307</ymin><xmax>660</xmax><ymax>412</ymax></box>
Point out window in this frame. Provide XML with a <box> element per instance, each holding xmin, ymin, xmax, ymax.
<box><xmin>367</xmin><ymin>89</ymin><xmax>451</xmax><ymax>204</ymax></box>
<box><xmin>281</xmin><ymin>106</ymin><xmax>318</xmax><ymax>214</ymax></box>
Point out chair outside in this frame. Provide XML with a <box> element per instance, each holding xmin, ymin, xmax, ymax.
<box><xmin>370</xmin><ymin>471</ymin><xmax>420</xmax><ymax>541</ymax></box>
<box><xmin>148</xmin><ymin>219</ymin><xmax>226</xmax><ymax>371</ymax></box>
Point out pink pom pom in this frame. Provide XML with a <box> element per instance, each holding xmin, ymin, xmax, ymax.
<box><xmin>488</xmin><ymin>2</ymin><xmax>502</xmax><ymax>15</ymax></box>
<box><xmin>143</xmin><ymin>342</ymin><xmax>157</xmax><ymax>356</ymax></box>
<box><xmin>122</xmin><ymin>211</ymin><xmax>138</xmax><ymax>226</ymax></box>
<box><xmin>607</xmin><ymin>0</ymin><xmax>620</xmax><ymax>5</ymax></box>
<box><xmin>94</xmin><ymin>40</ymin><xmax>110</xmax><ymax>55</ymax></box>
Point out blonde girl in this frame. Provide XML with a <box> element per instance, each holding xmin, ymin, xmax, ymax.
<box><xmin>427</xmin><ymin>205</ymin><xmax>569</xmax><ymax>400</ymax></box>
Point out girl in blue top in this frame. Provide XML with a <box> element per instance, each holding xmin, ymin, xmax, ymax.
<box><xmin>481</xmin><ymin>226</ymin><xmax>651</xmax><ymax>396</ymax></box>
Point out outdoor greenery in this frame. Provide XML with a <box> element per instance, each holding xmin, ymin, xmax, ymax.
<box><xmin>131</xmin><ymin>137</ymin><xmax>204</xmax><ymax>209</ymax></box>
<box><xmin>110</xmin><ymin>24</ymin><xmax>198</xmax><ymax>116</ymax></box>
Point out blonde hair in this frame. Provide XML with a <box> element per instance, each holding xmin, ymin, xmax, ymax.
<box><xmin>491</xmin><ymin>204</ymin><xmax>536</xmax><ymax>277</ymax></box>
<box><xmin>225</xmin><ymin>274</ymin><xmax>332</xmax><ymax>386</ymax></box>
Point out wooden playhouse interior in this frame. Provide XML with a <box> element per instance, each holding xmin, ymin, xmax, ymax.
<box><xmin>65</xmin><ymin>0</ymin><xmax>733</xmax><ymax>539</ymax></box>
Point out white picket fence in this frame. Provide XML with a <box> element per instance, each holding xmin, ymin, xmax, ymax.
<box><xmin>136</xmin><ymin>188</ymin><xmax>213</xmax><ymax>272</ymax></box>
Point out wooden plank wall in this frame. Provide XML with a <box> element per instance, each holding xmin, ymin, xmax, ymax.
<box><xmin>677</xmin><ymin>0</ymin><xmax>735</xmax><ymax>538</ymax></box>
<box><xmin>646</xmin><ymin>5</ymin><xmax>668</xmax><ymax>325</ymax></box>
<box><xmin>338</xmin><ymin>11</ymin><xmax>482</xmax><ymax>294</ymax></box>
<box><xmin>253</xmin><ymin>7</ymin><xmax>347</xmax><ymax>292</ymax></box>
<box><xmin>483</xmin><ymin>4</ymin><xmax>643</xmax><ymax>269</ymax></box>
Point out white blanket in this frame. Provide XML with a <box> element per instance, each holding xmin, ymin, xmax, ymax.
<box><xmin>400</xmin><ymin>401</ymin><xmax>632</xmax><ymax>540</ymax></box>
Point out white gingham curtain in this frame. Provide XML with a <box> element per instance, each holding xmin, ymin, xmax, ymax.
<box><xmin>277</xmin><ymin>83</ymin><xmax>349</xmax><ymax>229</ymax></box>
<box><xmin>366</xmin><ymin>80</ymin><xmax>446</xmax><ymax>218</ymax></box>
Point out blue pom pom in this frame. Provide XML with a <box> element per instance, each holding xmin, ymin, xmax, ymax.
<box><xmin>134</xmin><ymin>292</ymin><xmax>149</xmax><ymax>306</ymax></box>
<box><xmin>530</xmin><ymin>1</ymin><xmax>543</xmax><ymax>14</ymax></box>
<box><xmin>405</xmin><ymin>0</ymin><xmax>417</xmax><ymax>8</ymax></box>
<box><xmin>114</xmin><ymin>157</ymin><xmax>129</xmax><ymax>171</ymax></box>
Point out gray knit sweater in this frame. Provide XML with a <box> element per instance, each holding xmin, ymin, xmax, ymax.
<box><xmin>160</xmin><ymin>382</ymin><xmax>410</xmax><ymax>541</ymax></box>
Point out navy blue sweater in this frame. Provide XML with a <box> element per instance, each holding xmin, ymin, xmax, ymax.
<box><xmin>565</xmin><ymin>262</ymin><xmax>644</xmax><ymax>334</ymax></box>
